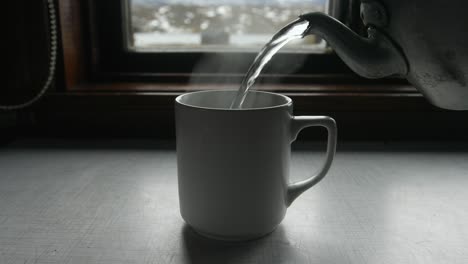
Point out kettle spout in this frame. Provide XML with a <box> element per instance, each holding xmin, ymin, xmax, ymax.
<box><xmin>300</xmin><ymin>12</ymin><xmax>408</xmax><ymax>78</ymax></box>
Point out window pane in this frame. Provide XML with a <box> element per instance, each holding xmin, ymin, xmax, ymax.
<box><xmin>128</xmin><ymin>0</ymin><xmax>329</xmax><ymax>52</ymax></box>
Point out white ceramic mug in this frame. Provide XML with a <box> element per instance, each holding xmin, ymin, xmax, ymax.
<box><xmin>175</xmin><ymin>90</ymin><xmax>337</xmax><ymax>241</ymax></box>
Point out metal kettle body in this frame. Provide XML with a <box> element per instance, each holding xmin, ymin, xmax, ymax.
<box><xmin>301</xmin><ymin>0</ymin><xmax>468</xmax><ymax>110</ymax></box>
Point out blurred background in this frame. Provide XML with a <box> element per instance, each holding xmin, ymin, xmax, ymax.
<box><xmin>128</xmin><ymin>0</ymin><xmax>328</xmax><ymax>51</ymax></box>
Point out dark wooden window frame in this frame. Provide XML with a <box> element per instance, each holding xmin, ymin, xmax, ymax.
<box><xmin>35</xmin><ymin>0</ymin><xmax>468</xmax><ymax>140</ymax></box>
<box><xmin>63</xmin><ymin>0</ymin><xmax>407</xmax><ymax>85</ymax></box>
<box><xmin>59</xmin><ymin>0</ymin><xmax>414</xmax><ymax>93</ymax></box>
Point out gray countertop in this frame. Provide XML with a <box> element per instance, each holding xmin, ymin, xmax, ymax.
<box><xmin>1</xmin><ymin>140</ymin><xmax>468</xmax><ymax>264</ymax></box>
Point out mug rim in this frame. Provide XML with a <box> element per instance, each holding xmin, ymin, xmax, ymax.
<box><xmin>175</xmin><ymin>90</ymin><xmax>293</xmax><ymax>111</ymax></box>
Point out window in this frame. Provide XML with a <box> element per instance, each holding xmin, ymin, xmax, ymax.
<box><xmin>53</xmin><ymin>0</ymin><xmax>442</xmax><ymax>141</ymax></box>
<box><xmin>90</xmin><ymin>0</ymin><xmax>360</xmax><ymax>84</ymax></box>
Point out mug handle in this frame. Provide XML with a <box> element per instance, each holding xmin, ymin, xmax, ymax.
<box><xmin>287</xmin><ymin>116</ymin><xmax>337</xmax><ymax>206</ymax></box>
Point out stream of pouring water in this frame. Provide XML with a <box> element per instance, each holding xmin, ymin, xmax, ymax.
<box><xmin>230</xmin><ymin>18</ymin><xmax>310</xmax><ymax>109</ymax></box>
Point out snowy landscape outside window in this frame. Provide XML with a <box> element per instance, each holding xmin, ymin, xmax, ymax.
<box><xmin>127</xmin><ymin>0</ymin><xmax>329</xmax><ymax>52</ymax></box>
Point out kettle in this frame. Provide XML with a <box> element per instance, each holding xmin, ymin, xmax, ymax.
<box><xmin>301</xmin><ymin>0</ymin><xmax>468</xmax><ymax>110</ymax></box>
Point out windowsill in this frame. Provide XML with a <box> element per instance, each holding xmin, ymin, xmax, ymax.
<box><xmin>43</xmin><ymin>82</ymin><xmax>440</xmax><ymax>113</ymax></box>
<box><xmin>27</xmin><ymin>81</ymin><xmax>468</xmax><ymax>140</ymax></box>
<box><xmin>69</xmin><ymin>82</ymin><xmax>418</xmax><ymax>94</ymax></box>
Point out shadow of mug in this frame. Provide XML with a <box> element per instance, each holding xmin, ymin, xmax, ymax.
<box><xmin>180</xmin><ymin>224</ymin><xmax>311</xmax><ymax>264</ymax></box>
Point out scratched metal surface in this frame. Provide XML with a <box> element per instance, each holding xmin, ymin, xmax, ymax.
<box><xmin>0</xmin><ymin>140</ymin><xmax>468</xmax><ymax>264</ymax></box>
